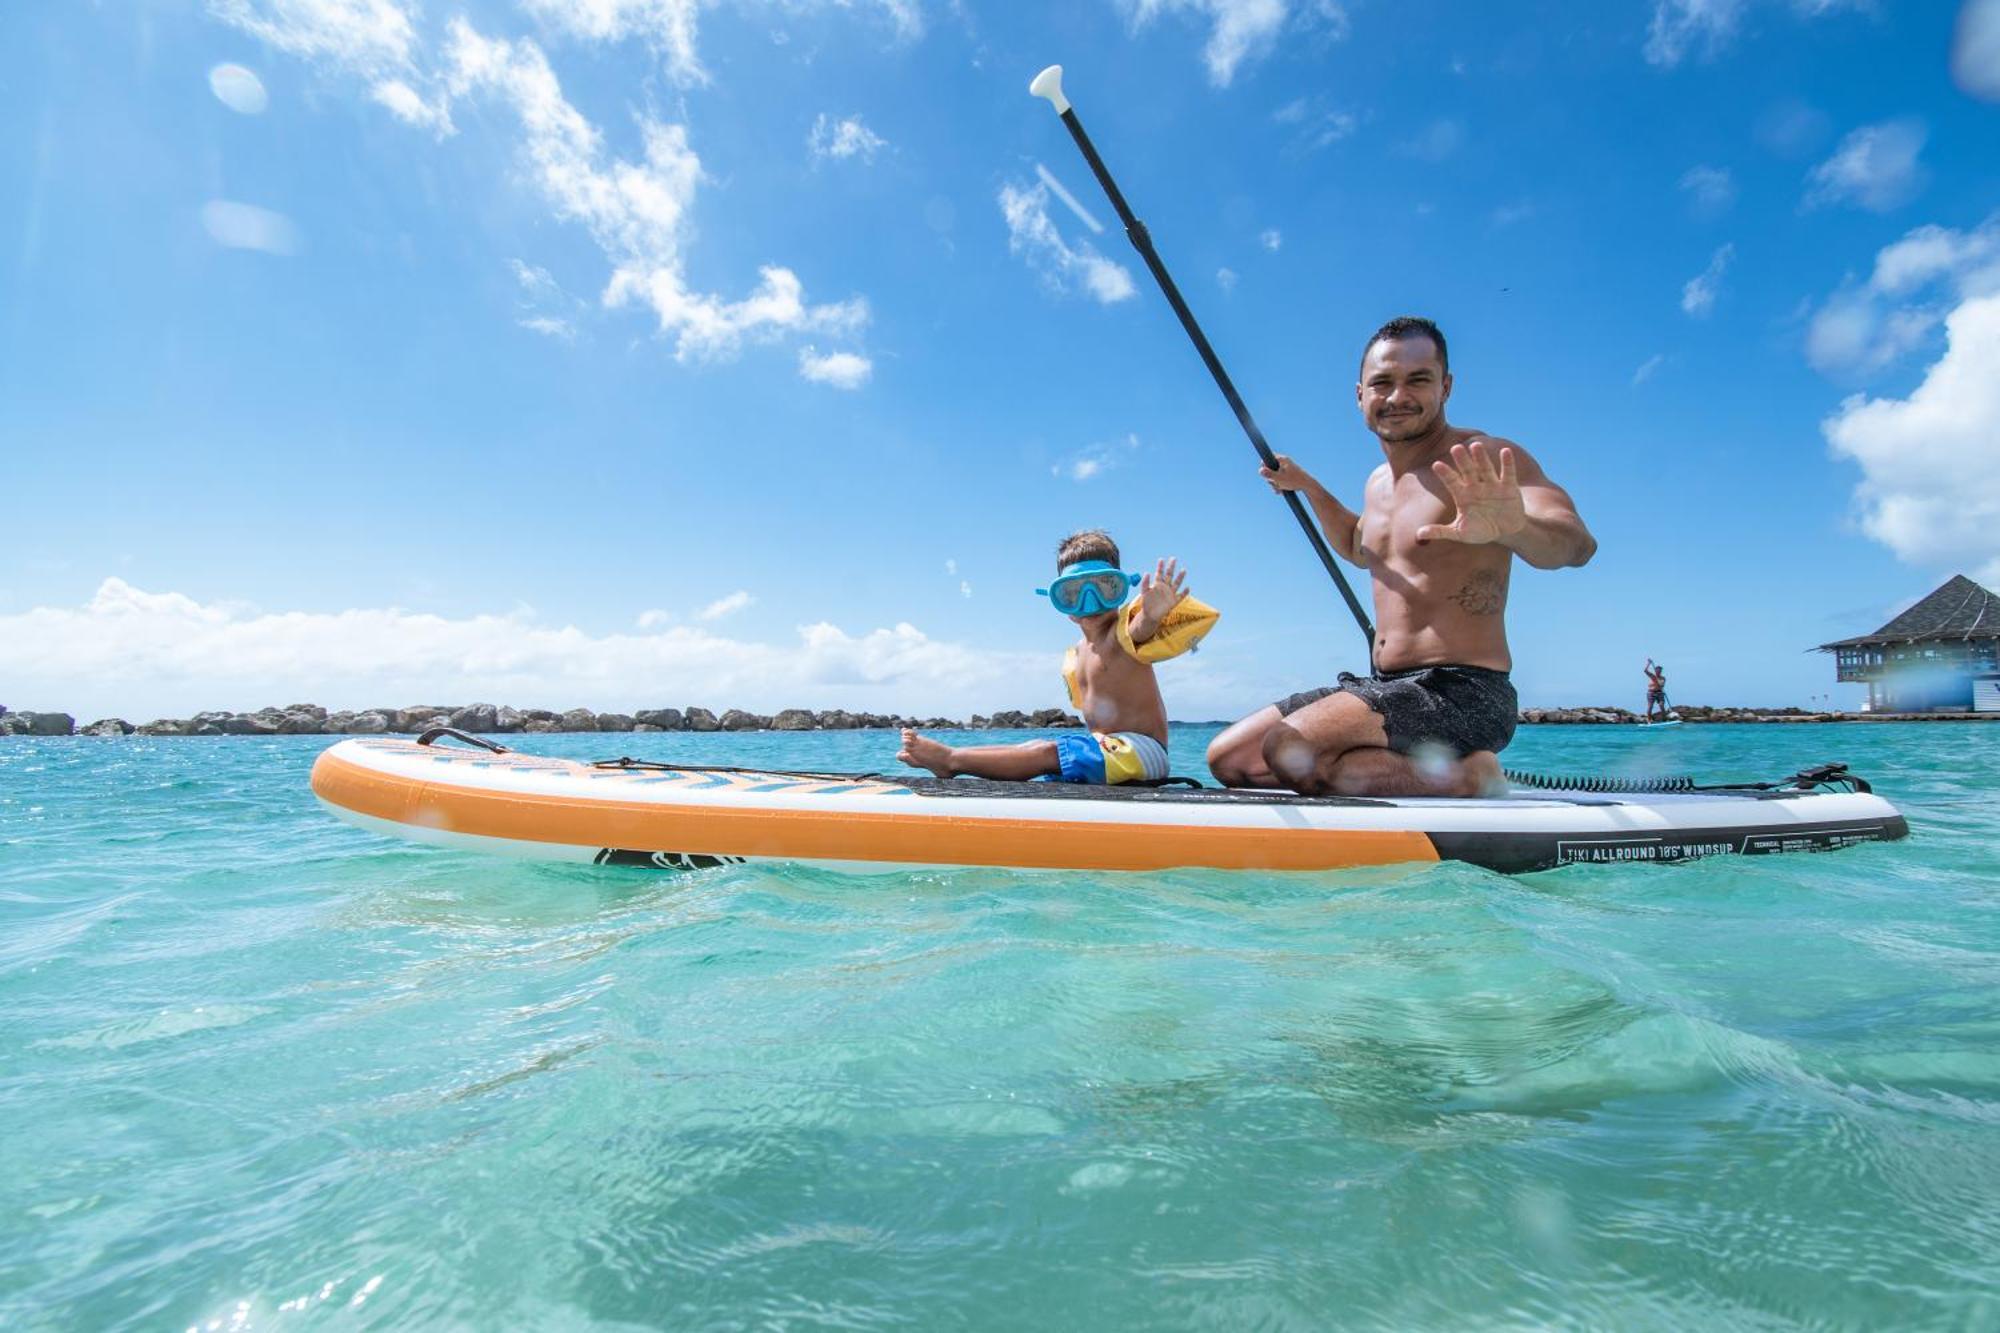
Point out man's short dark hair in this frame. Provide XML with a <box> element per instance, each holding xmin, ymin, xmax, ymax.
<box><xmin>1056</xmin><ymin>529</ymin><xmax>1119</xmax><ymax>570</ymax></box>
<box><xmin>1361</xmin><ymin>316</ymin><xmax>1448</xmax><ymax>377</ymax></box>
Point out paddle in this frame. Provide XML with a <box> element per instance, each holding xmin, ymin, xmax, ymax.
<box><xmin>1028</xmin><ymin>63</ymin><xmax>1377</xmax><ymax>653</ymax></box>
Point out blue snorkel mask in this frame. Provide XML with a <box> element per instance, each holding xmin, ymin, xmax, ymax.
<box><xmin>1037</xmin><ymin>560</ymin><xmax>1138</xmax><ymax>617</ymax></box>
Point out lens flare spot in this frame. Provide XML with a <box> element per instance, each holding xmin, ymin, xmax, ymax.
<box><xmin>208</xmin><ymin>63</ymin><xmax>268</xmax><ymax>115</ymax></box>
<box><xmin>1409</xmin><ymin>740</ymin><xmax>1457</xmax><ymax>786</ymax></box>
<box><xmin>1955</xmin><ymin>0</ymin><xmax>2000</xmax><ymax>100</ymax></box>
<box><xmin>1269</xmin><ymin>734</ymin><xmax>1317</xmax><ymax>785</ymax></box>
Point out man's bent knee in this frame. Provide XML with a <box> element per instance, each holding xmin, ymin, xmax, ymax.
<box><xmin>1260</xmin><ymin>722</ymin><xmax>1331</xmax><ymax>792</ymax></box>
<box><xmin>1208</xmin><ymin>706</ymin><xmax>1284</xmax><ymax>787</ymax></box>
<box><xmin>1204</xmin><ymin>732</ymin><xmax>1246</xmax><ymax>782</ymax></box>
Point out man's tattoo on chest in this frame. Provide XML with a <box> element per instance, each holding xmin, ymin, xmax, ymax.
<box><xmin>1450</xmin><ymin>570</ymin><xmax>1506</xmax><ymax>615</ymax></box>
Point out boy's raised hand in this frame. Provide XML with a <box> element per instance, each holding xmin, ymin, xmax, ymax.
<box><xmin>1132</xmin><ymin>557</ymin><xmax>1188</xmax><ymax>638</ymax></box>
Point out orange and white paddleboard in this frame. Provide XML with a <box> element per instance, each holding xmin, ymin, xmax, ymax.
<box><xmin>310</xmin><ymin>737</ymin><xmax>1908</xmax><ymax>875</ymax></box>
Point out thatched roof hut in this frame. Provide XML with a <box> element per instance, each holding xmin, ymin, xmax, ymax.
<box><xmin>1818</xmin><ymin>575</ymin><xmax>2000</xmax><ymax>713</ymax></box>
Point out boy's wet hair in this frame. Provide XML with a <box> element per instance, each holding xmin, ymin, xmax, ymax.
<box><xmin>1056</xmin><ymin>529</ymin><xmax>1120</xmax><ymax>570</ymax></box>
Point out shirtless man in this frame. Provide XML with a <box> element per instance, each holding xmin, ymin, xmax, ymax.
<box><xmin>1644</xmin><ymin>659</ymin><xmax>1669</xmax><ymax>721</ymax></box>
<box><xmin>1205</xmin><ymin>316</ymin><xmax>1596</xmax><ymax>797</ymax></box>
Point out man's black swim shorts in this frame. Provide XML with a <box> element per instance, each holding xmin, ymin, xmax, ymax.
<box><xmin>1274</xmin><ymin>665</ymin><xmax>1518</xmax><ymax>757</ymax></box>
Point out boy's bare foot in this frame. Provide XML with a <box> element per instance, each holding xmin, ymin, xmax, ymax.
<box><xmin>897</xmin><ymin>728</ymin><xmax>956</xmax><ymax>778</ymax></box>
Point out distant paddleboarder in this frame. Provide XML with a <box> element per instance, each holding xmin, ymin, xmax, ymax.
<box><xmin>1644</xmin><ymin>658</ymin><xmax>1670</xmax><ymax>721</ymax></box>
<box><xmin>1205</xmin><ymin>316</ymin><xmax>1598</xmax><ymax>797</ymax></box>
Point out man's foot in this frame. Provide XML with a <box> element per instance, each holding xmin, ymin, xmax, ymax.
<box><xmin>1322</xmin><ymin>746</ymin><xmax>1508</xmax><ymax>797</ymax></box>
<box><xmin>1460</xmin><ymin>750</ymin><xmax>1506</xmax><ymax>796</ymax></box>
<box><xmin>896</xmin><ymin>728</ymin><xmax>956</xmax><ymax>778</ymax></box>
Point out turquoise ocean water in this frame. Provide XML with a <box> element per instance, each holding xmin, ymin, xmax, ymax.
<box><xmin>3</xmin><ymin>723</ymin><xmax>1998</xmax><ymax>1330</ymax></box>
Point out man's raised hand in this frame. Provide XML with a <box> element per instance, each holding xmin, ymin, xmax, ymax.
<box><xmin>1416</xmin><ymin>442</ymin><xmax>1528</xmax><ymax>546</ymax></box>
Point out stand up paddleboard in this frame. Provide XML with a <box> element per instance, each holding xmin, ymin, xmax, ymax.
<box><xmin>310</xmin><ymin>733</ymin><xmax>1908</xmax><ymax>876</ymax></box>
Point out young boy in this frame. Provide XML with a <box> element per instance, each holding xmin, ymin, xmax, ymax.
<box><xmin>897</xmin><ymin>530</ymin><xmax>1218</xmax><ymax>784</ymax></box>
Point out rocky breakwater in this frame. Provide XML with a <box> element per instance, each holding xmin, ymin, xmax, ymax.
<box><xmin>1519</xmin><ymin>705</ymin><xmax>1844</xmax><ymax>724</ymax></box>
<box><xmin>0</xmin><ymin>709</ymin><xmax>79</xmax><ymax>736</ymax></box>
<box><xmin>0</xmin><ymin>703</ymin><xmax>1087</xmax><ymax>736</ymax></box>
<box><xmin>1519</xmin><ymin>706</ymin><xmax>1644</xmax><ymax>724</ymax></box>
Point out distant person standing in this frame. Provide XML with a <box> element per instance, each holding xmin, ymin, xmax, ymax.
<box><xmin>1644</xmin><ymin>659</ymin><xmax>1670</xmax><ymax>721</ymax></box>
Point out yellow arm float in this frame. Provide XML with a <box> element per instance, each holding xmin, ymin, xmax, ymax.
<box><xmin>1060</xmin><ymin>645</ymin><xmax>1085</xmax><ymax>713</ymax></box>
<box><xmin>1117</xmin><ymin>594</ymin><xmax>1220</xmax><ymax>663</ymax></box>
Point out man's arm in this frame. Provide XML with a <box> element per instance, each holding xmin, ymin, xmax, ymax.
<box><xmin>1508</xmin><ymin>446</ymin><xmax>1596</xmax><ymax>570</ymax></box>
<box><xmin>1419</xmin><ymin>440</ymin><xmax>1595</xmax><ymax>570</ymax></box>
<box><xmin>1261</xmin><ymin>456</ymin><xmax>1366</xmax><ymax>566</ymax></box>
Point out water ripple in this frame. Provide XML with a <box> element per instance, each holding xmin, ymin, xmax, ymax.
<box><xmin>1</xmin><ymin>728</ymin><xmax>1998</xmax><ymax>1329</ymax></box>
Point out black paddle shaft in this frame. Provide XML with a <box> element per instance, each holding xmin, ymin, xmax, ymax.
<box><xmin>1049</xmin><ymin>105</ymin><xmax>1377</xmax><ymax>651</ymax></box>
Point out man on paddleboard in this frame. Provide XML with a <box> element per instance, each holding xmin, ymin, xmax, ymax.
<box><xmin>1644</xmin><ymin>659</ymin><xmax>1670</xmax><ymax>721</ymax></box>
<box><xmin>1206</xmin><ymin>316</ymin><xmax>1596</xmax><ymax>797</ymax></box>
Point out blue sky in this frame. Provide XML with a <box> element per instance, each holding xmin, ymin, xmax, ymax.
<box><xmin>3</xmin><ymin>0</ymin><xmax>1998</xmax><ymax>721</ymax></box>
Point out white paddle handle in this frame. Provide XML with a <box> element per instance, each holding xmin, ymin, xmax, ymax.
<box><xmin>1029</xmin><ymin>64</ymin><xmax>1070</xmax><ymax>115</ymax></box>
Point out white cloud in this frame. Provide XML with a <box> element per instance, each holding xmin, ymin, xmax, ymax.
<box><xmin>798</xmin><ymin>345</ymin><xmax>872</xmax><ymax>388</ymax></box>
<box><xmin>1644</xmin><ymin>0</ymin><xmax>1864</xmax><ymax>67</ymax></box>
<box><xmin>510</xmin><ymin>258</ymin><xmax>562</xmax><ymax>299</ymax></box>
<box><xmin>1873</xmin><ymin>220</ymin><xmax>2000</xmax><ymax>294</ymax></box>
<box><xmin>1822</xmin><ymin>292</ymin><xmax>2000</xmax><ymax>582</ymax></box>
<box><xmin>1633</xmin><ymin>353</ymin><xmax>1666</xmax><ymax>385</ymax></box>
<box><xmin>201</xmin><ymin>200</ymin><xmax>301</xmax><ymax>254</ymax></box>
<box><xmin>0</xmin><ymin>578</ymin><xmax>1052</xmax><ymax>720</ymax></box>
<box><xmin>510</xmin><ymin>257</ymin><xmax>583</xmax><ymax>337</ymax></box>
<box><xmin>519</xmin><ymin>0</ymin><xmax>923</xmax><ymax>86</ymax></box>
<box><xmin>1807</xmin><ymin>296</ymin><xmax>1938</xmax><ymax>377</ymax></box>
<box><xmin>1052</xmin><ymin>432</ymin><xmax>1141</xmax><ymax>482</ymax></box>
<box><xmin>211</xmin><ymin>7</ymin><xmax>873</xmax><ymax>370</ymax></box>
<box><xmin>944</xmin><ymin>558</ymin><xmax>957</xmax><ymax>576</ymax></box>
<box><xmin>808</xmin><ymin>112</ymin><xmax>886</xmax><ymax>163</ymax></box>
<box><xmin>370</xmin><ymin>77</ymin><xmax>452</xmax><ymax>133</ymax></box>
<box><xmin>1804</xmin><ymin>119</ymin><xmax>1927</xmax><ymax>213</ymax></box>
<box><xmin>1958</xmin><ymin>0</ymin><xmax>2000</xmax><ymax>100</ymax></box>
<box><xmin>1397</xmin><ymin>118</ymin><xmax>1463</xmax><ymax>161</ymax></box>
<box><xmin>698</xmin><ymin>590</ymin><xmax>755</xmax><ymax>620</ymax></box>
<box><xmin>1490</xmin><ymin>201</ymin><xmax>1534</xmax><ymax>227</ymax></box>
<box><xmin>1679</xmin><ymin>164</ymin><xmax>1735</xmax><ymax>216</ymax></box>
<box><xmin>1033</xmin><ymin>163</ymin><xmax>1104</xmax><ymax>235</ymax></box>
<box><xmin>635</xmin><ymin>608</ymin><xmax>674</xmax><ymax>629</ymax></box>
<box><xmin>519</xmin><ymin>315</ymin><xmax>576</xmax><ymax>339</ymax></box>
<box><xmin>998</xmin><ymin>181</ymin><xmax>1136</xmax><ymax>305</ymax></box>
<box><xmin>440</xmin><ymin>21</ymin><xmax>868</xmax><ymax>364</ymax></box>
<box><xmin>1216</xmin><ymin>266</ymin><xmax>1238</xmax><ymax>292</ymax></box>
<box><xmin>1805</xmin><ymin>213</ymin><xmax>2000</xmax><ymax>376</ymax></box>
<box><xmin>209</xmin><ymin>0</ymin><xmax>417</xmax><ymax>72</ymax></box>
<box><xmin>1122</xmin><ymin>0</ymin><xmax>1347</xmax><ymax>87</ymax></box>
<box><xmin>1681</xmin><ymin>243</ymin><xmax>1734</xmax><ymax>317</ymax></box>
<box><xmin>1643</xmin><ymin>0</ymin><xmax>1745</xmax><ymax>66</ymax></box>
<box><xmin>1755</xmin><ymin>99</ymin><xmax>1830</xmax><ymax>157</ymax></box>
<box><xmin>522</xmin><ymin>0</ymin><xmax>705</xmax><ymax>84</ymax></box>
<box><xmin>208</xmin><ymin>0</ymin><xmax>435</xmax><ymax>126</ymax></box>
<box><xmin>960</xmin><ymin>581</ymin><xmax>972</xmax><ymax>598</ymax></box>
<box><xmin>208</xmin><ymin>62</ymin><xmax>269</xmax><ymax>114</ymax></box>
<box><xmin>1259</xmin><ymin>228</ymin><xmax>1282</xmax><ymax>251</ymax></box>
<box><xmin>1272</xmin><ymin>95</ymin><xmax>1356</xmax><ymax>153</ymax></box>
